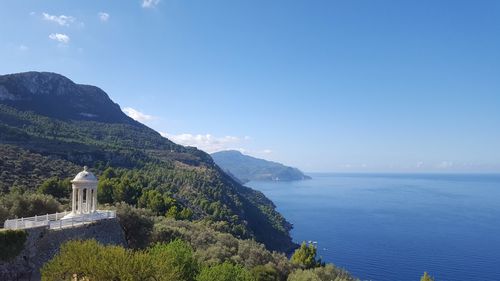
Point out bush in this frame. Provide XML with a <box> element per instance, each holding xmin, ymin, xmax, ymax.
<box><xmin>197</xmin><ymin>262</ymin><xmax>255</xmax><ymax>281</ymax></box>
<box><xmin>0</xmin><ymin>230</ymin><xmax>28</xmax><ymax>261</ymax></box>
<box><xmin>287</xmin><ymin>265</ymin><xmax>355</xmax><ymax>281</ymax></box>
<box><xmin>41</xmin><ymin>239</ymin><xmax>198</xmax><ymax>281</ymax></box>
<box><xmin>252</xmin><ymin>265</ymin><xmax>280</xmax><ymax>281</ymax></box>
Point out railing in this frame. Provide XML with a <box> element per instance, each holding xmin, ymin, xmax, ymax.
<box><xmin>3</xmin><ymin>210</ymin><xmax>116</xmax><ymax>230</ymax></box>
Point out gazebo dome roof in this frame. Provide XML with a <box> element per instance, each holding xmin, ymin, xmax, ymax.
<box><xmin>72</xmin><ymin>166</ymin><xmax>98</xmax><ymax>183</ymax></box>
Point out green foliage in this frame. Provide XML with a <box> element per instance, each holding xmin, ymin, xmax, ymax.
<box><xmin>138</xmin><ymin>189</ymin><xmax>168</xmax><ymax>215</ymax></box>
<box><xmin>148</xmin><ymin>240</ymin><xmax>199</xmax><ymax>281</ymax></box>
<box><xmin>197</xmin><ymin>262</ymin><xmax>255</xmax><ymax>281</ymax></box>
<box><xmin>0</xmin><ymin>230</ymin><xmax>28</xmax><ymax>261</ymax></box>
<box><xmin>290</xmin><ymin>242</ymin><xmax>320</xmax><ymax>269</ymax></box>
<box><xmin>37</xmin><ymin>177</ymin><xmax>71</xmax><ymax>199</ymax></box>
<box><xmin>0</xmin><ymin>192</ymin><xmax>61</xmax><ymax>224</ymax></box>
<box><xmin>421</xmin><ymin>272</ymin><xmax>435</xmax><ymax>281</ymax></box>
<box><xmin>287</xmin><ymin>264</ymin><xmax>355</xmax><ymax>281</ymax></box>
<box><xmin>97</xmin><ymin>178</ymin><xmax>115</xmax><ymax>204</ymax></box>
<box><xmin>116</xmin><ymin>203</ymin><xmax>154</xmax><ymax>249</ymax></box>
<box><xmin>252</xmin><ymin>265</ymin><xmax>280</xmax><ymax>281</ymax></box>
<box><xmin>41</xmin><ymin>239</ymin><xmax>197</xmax><ymax>281</ymax></box>
<box><xmin>151</xmin><ymin>217</ymin><xmax>294</xmax><ymax>280</ymax></box>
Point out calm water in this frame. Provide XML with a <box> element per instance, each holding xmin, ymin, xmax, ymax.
<box><xmin>249</xmin><ymin>173</ymin><xmax>500</xmax><ymax>281</ymax></box>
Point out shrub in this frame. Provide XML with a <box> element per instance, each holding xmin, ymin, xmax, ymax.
<box><xmin>197</xmin><ymin>262</ymin><xmax>255</xmax><ymax>281</ymax></box>
<box><xmin>41</xmin><ymin>239</ymin><xmax>198</xmax><ymax>281</ymax></box>
<box><xmin>252</xmin><ymin>265</ymin><xmax>280</xmax><ymax>281</ymax></box>
<box><xmin>287</xmin><ymin>264</ymin><xmax>355</xmax><ymax>281</ymax></box>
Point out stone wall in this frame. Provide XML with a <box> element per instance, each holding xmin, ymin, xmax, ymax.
<box><xmin>0</xmin><ymin>218</ymin><xmax>126</xmax><ymax>281</ymax></box>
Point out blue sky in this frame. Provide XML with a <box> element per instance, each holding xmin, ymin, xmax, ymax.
<box><xmin>1</xmin><ymin>0</ymin><xmax>499</xmax><ymax>172</ymax></box>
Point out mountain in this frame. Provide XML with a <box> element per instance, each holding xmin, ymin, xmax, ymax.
<box><xmin>0</xmin><ymin>71</ymin><xmax>295</xmax><ymax>253</ymax></box>
<box><xmin>211</xmin><ymin>150</ymin><xmax>311</xmax><ymax>183</ymax></box>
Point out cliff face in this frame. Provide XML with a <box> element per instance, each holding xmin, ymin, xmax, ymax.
<box><xmin>0</xmin><ymin>219</ymin><xmax>126</xmax><ymax>281</ymax></box>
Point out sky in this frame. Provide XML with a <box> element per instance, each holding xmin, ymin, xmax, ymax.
<box><xmin>1</xmin><ymin>0</ymin><xmax>499</xmax><ymax>173</ymax></box>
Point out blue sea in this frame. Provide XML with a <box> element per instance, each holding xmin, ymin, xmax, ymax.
<box><xmin>249</xmin><ymin>173</ymin><xmax>500</xmax><ymax>281</ymax></box>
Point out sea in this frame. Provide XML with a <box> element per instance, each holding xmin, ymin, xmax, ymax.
<box><xmin>248</xmin><ymin>173</ymin><xmax>500</xmax><ymax>281</ymax></box>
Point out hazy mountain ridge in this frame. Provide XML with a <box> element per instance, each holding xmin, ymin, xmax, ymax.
<box><xmin>212</xmin><ymin>150</ymin><xmax>311</xmax><ymax>183</ymax></box>
<box><xmin>0</xmin><ymin>71</ymin><xmax>295</xmax><ymax>253</ymax></box>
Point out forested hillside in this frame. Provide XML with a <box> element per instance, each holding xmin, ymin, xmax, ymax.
<box><xmin>0</xmin><ymin>71</ymin><xmax>294</xmax><ymax>253</ymax></box>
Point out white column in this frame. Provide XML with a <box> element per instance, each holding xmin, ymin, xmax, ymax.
<box><xmin>71</xmin><ymin>187</ymin><xmax>76</xmax><ymax>213</ymax></box>
<box><xmin>93</xmin><ymin>189</ymin><xmax>97</xmax><ymax>212</ymax></box>
<box><xmin>86</xmin><ymin>188</ymin><xmax>91</xmax><ymax>214</ymax></box>
<box><xmin>78</xmin><ymin>188</ymin><xmax>83</xmax><ymax>214</ymax></box>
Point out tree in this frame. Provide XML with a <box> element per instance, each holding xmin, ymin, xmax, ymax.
<box><xmin>166</xmin><ymin>205</ymin><xmax>179</xmax><ymax>219</ymax></box>
<box><xmin>37</xmin><ymin>177</ymin><xmax>70</xmax><ymax>199</ymax></box>
<box><xmin>421</xmin><ymin>272</ymin><xmax>435</xmax><ymax>281</ymax></box>
<box><xmin>290</xmin><ymin>242</ymin><xmax>320</xmax><ymax>269</ymax></box>
<box><xmin>116</xmin><ymin>203</ymin><xmax>154</xmax><ymax>249</ymax></box>
<box><xmin>0</xmin><ymin>192</ymin><xmax>61</xmax><ymax>220</ymax></box>
<box><xmin>196</xmin><ymin>262</ymin><xmax>255</xmax><ymax>281</ymax></box>
<box><xmin>139</xmin><ymin>190</ymin><xmax>167</xmax><ymax>215</ymax></box>
<box><xmin>97</xmin><ymin>178</ymin><xmax>115</xmax><ymax>204</ymax></box>
<box><xmin>179</xmin><ymin>208</ymin><xmax>194</xmax><ymax>220</ymax></box>
<box><xmin>149</xmin><ymin>240</ymin><xmax>199</xmax><ymax>281</ymax></box>
<box><xmin>101</xmin><ymin>167</ymin><xmax>117</xmax><ymax>179</ymax></box>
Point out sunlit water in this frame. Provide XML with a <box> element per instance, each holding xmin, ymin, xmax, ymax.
<box><xmin>249</xmin><ymin>173</ymin><xmax>500</xmax><ymax>281</ymax></box>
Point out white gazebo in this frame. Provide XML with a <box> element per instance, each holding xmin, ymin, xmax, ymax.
<box><xmin>4</xmin><ymin>166</ymin><xmax>116</xmax><ymax>230</ymax></box>
<box><xmin>63</xmin><ymin>166</ymin><xmax>98</xmax><ymax>219</ymax></box>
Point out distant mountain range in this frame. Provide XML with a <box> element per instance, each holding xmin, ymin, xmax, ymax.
<box><xmin>0</xmin><ymin>71</ymin><xmax>295</xmax><ymax>253</ymax></box>
<box><xmin>211</xmin><ymin>150</ymin><xmax>311</xmax><ymax>183</ymax></box>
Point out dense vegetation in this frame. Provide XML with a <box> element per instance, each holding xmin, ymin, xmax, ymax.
<box><xmin>211</xmin><ymin>150</ymin><xmax>311</xmax><ymax>183</ymax></box>
<box><xmin>41</xmin><ymin>207</ymin><xmax>357</xmax><ymax>281</ymax></box>
<box><xmin>0</xmin><ymin>192</ymin><xmax>62</xmax><ymax>224</ymax></box>
<box><xmin>0</xmin><ymin>71</ymin><xmax>294</xmax><ymax>252</ymax></box>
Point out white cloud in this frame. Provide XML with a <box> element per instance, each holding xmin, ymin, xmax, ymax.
<box><xmin>98</xmin><ymin>12</ymin><xmax>110</xmax><ymax>22</ymax></box>
<box><xmin>48</xmin><ymin>33</ymin><xmax>70</xmax><ymax>44</ymax></box>
<box><xmin>42</xmin><ymin>13</ymin><xmax>75</xmax><ymax>26</ymax></box>
<box><xmin>261</xmin><ymin>149</ymin><xmax>273</xmax><ymax>154</ymax></box>
<box><xmin>437</xmin><ymin>161</ymin><xmax>454</xmax><ymax>169</ymax></box>
<box><xmin>142</xmin><ymin>0</ymin><xmax>160</xmax><ymax>8</ymax></box>
<box><xmin>19</xmin><ymin>45</ymin><xmax>29</xmax><ymax>51</ymax></box>
<box><xmin>122</xmin><ymin>107</ymin><xmax>155</xmax><ymax>122</ymax></box>
<box><xmin>160</xmin><ymin>133</ymin><xmax>244</xmax><ymax>153</ymax></box>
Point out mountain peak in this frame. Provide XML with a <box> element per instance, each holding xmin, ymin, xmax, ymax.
<box><xmin>0</xmin><ymin>71</ymin><xmax>135</xmax><ymax>124</ymax></box>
